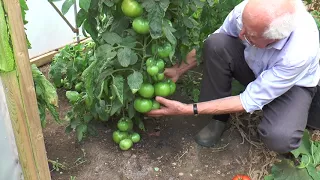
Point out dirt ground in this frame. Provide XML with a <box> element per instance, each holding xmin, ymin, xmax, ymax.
<box><xmin>39</xmin><ymin>65</ymin><xmax>278</xmax><ymax>180</ymax></box>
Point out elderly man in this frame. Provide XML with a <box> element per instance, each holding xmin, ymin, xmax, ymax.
<box><xmin>147</xmin><ymin>0</ymin><xmax>320</xmax><ymax>154</ymax></box>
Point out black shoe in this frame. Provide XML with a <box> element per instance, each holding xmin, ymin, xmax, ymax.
<box><xmin>194</xmin><ymin>119</ymin><xmax>230</xmax><ymax>147</ymax></box>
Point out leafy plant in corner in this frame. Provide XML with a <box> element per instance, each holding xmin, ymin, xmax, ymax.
<box><xmin>264</xmin><ymin>130</ymin><xmax>320</xmax><ymax>180</ymax></box>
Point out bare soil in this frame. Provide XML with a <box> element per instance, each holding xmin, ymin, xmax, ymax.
<box><xmin>39</xmin><ymin>65</ymin><xmax>278</xmax><ymax>180</ymax></box>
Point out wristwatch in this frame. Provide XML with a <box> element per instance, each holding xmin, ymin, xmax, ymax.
<box><xmin>193</xmin><ymin>103</ymin><xmax>198</xmax><ymax>116</ymax></box>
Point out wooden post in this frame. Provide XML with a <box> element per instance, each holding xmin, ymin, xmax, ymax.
<box><xmin>1</xmin><ymin>0</ymin><xmax>51</xmax><ymax>179</ymax></box>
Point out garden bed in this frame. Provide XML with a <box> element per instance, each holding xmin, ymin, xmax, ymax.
<box><xmin>40</xmin><ymin>64</ymin><xmax>277</xmax><ymax>180</ymax></box>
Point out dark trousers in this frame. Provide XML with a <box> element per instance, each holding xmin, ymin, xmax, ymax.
<box><xmin>199</xmin><ymin>33</ymin><xmax>317</xmax><ymax>153</ymax></box>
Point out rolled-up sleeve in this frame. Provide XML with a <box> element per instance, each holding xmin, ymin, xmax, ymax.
<box><xmin>240</xmin><ymin>57</ymin><xmax>313</xmax><ymax>113</ymax></box>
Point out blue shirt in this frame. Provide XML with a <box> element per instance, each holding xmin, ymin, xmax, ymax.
<box><xmin>211</xmin><ymin>0</ymin><xmax>320</xmax><ymax>113</ymax></box>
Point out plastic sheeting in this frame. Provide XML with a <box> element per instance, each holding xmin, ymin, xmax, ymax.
<box><xmin>0</xmin><ymin>78</ymin><xmax>24</xmax><ymax>180</ymax></box>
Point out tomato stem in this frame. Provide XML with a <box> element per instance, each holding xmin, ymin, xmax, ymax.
<box><xmin>140</xmin><ymin>36</ymin><xmax>148</xmax><ymax>71</ymax></box>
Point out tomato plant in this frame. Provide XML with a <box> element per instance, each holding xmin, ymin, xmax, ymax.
<box><xmin>54</xmin><ymin>0</ymin><xmax>242</xmax><ymax>145</ymax></box>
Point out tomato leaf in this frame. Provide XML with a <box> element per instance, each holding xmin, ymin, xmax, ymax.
<box><xmin>96</xmin><ymin>100</ymin><xmax>110</xmax><ymax>121</ymax></box>
<box><xmin>120</xmin><ymin>36</ymin><xmax>137</xmax><ymax>48</ymax></box>
<box><xmin>163</xmin><ymin>21</ymin><xmax>177</xmax><ymax>45</ymax></box>
<box><xmin>87</xmin><ymin>124</ymin><xmax>98</xmax><ymax>136</ymax></box>
<box><xmin>83</xmin><ymin>18</ymin><xmax>98</xmax><ymax>40</ymax></box>
<box><xmin>83</xmin><ymin>114</ymin><xmax>93</xmax><ymax>123</ymax></box>
<box><xmin>270</xmin><ymin>159</ymin><xmax>310</xmax><ymax>180</ymax></box>
<box><xmin>112</xmin><ymin>75</ymin><xmax>124</xmax><ymax>104</ymax></box>
<box><xmin>183</xmin><ymin>17</ymin><xmax>194</xmax><ymax>28</ymax></box>
<box><xmin>95</xmin><ymin>44</ymin><xmax>113</xmax><ymax>60</ymax></box>
<box><xmin>264</xmin><ymin>175</ymin><xmax>274</xmax><ymax>180</ymax></box>
<box><xmin>311</xmin><ymin>142</ymin><xmax>320</xmax><ymax>166</ymax></box>
<box><xmin>76</xmin><ymin>9</ymin><xmax>87</xmax><ymax>27</ymax></box>
<box><xmin>103</xmin><ymin>0</ymin><xmax>114</xmax><ymax>7</ymax></box>
<box><xmin>102</xmin><ymin>32</ymin><xmax>122</xmax><ymax>46</ymax></box>
<box><xmin>61</xmin><ymin>0</ymin><xmax>75</xmax><ymax>15</ymax></box>
<box><xmin>133</xmin><ymin>117</ymin><xmax>145</xmax><ymax>131</ymax></box>
<box><xmin>76</xmin><ymin>124</ymin><xmax>87</xmax><ymax>142</ymax></box>
<box><xmin>127</xmin><ymin>71</ymin><xmax>143</xmax><ymax>94</ymax></box>
<box><xmin>79</xmin><ymin>0</ymin><xmax>91</xmax><ymax>12</ymax></box>
<box><xmin>117</xmin><ymin>47</ymin><xmax>132</xmax><ymax>67</ymax></box>
<box><xmin>206</xmin><ymin>0</ymin><xmax>217</xmax><ymax>6</ymax></box>
<box><xmin>130</xmin><ymin>53</ymin><xmax>138</xmax><ymax>65</ymax></box>
<box><xmin>143</xmin><ymin>0</ymin><xmax>170</xmax><ymax>39</ymax></box>
<box><xmin>65</xmin><ymin>125</ymin><xmax>73</xmax><ymax>134</ymax></box>
<box><xmin>306</xmin><ymin>164</ymin><xmax>320</xmax><ymax>180</ymax></box>
<box><xmin>291</xmin><ymin>130</ymin><xmax>311</xmax><ymax>158</ymax></box>
<box><xmin>128</xmin><ymin>102</ymin><xmax>135</xmax><ymax>119</ymax></box>
<box><xmin>110</xmin><ymin>17</ymin><xmax>130</xmax><ymax>33</ymax></box>
<box><xmin>110</xmin><ymin>98</ymin><xmax>122</xmax><ymax>116</ymax></box>
<box><xmin>193</xmin><ymin>0</ymin><xmax>205</xmax><ymax>7</ymax></box>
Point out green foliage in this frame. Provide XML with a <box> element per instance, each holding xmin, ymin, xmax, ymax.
<box><xmin>31</xmin><ymin>64</ymin><xmax>61</xmax><ymax>128</ymax></box>
<box><xmin>49</xmin><ymin>41</ymin><xmax>95</xmax><ymax>90</ymax></box>
<box><xmin>0</xmin><ymin>0</ymin><xmax>15</xmax><ymax>72</ymax></box>
<box><xmin>19</xmin><ymin>0</ymin><xmax>32</xmax><ymax>49</ymax></box>
<box><xmin>311</xmin><ymin>10</ymin><xmax>320</xmax><ymax>29</ymax></box>
<box><xmin>180</xmin><ymin>71</ymin><xmax>202</xmax><ymax>102</ymax></box>
<box><xmin>265</xmin><ymin>130</ymin><xmax>320</xmax><ymax>180</ymax></box>
<box><xmin>52</xmin><ymin>0</ymin><xmax>243</xmax><ymax>142</ymax></box>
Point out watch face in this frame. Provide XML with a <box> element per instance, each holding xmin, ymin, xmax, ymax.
<box><xmin>193</xmin><ymin>103</ymin><xmax>198</xmax><ymax>115</ymax></box>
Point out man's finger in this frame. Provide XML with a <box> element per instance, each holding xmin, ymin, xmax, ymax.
<box><xmin>155</xmin><ymin>96</ymin><xmax>173</xmax><ymax>106</ymax></box>
<box><xmin>146</xmin><ymin>108</ymin><xmax>167</xmax><ymax>116</ymax></box>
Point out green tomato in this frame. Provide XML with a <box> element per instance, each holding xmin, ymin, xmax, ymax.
<box><xmin>152</xmin><ymin>100</ymin><xmax>161</xmax><ymax>110</ymax></box>
<box><xmin>64</xmin><ymin>82</ymin><xmax>72</xmax><ymax>90</ymax></box>
<box><xmin>168</xmin><ymin>79</ymin><xmax>176</xmax><ymax>95</ymax></box>
<box><xmin>66</xmin><ymin>91</ymin><xmax>80</xmax><ymax>103</ymax></box>
<box><xmin>156</xmin><ymin>59</ymin><xmax>165</xmax><ymax>71</ymax></box>
<box><xmin>119</xmin><ymin>138</ymin><xmax>133</xmax><ymax>150</ymax></box>
<box><xmin>113</xmin><ymin>130</ymin><xmax>129</xmax><ymax>144</ymax></box>
<box><xmin>138</xmin><ymin>83</ymin><xmax>154</xmax><ymax>98</ymax></box>
<box><xmin>154</xmin><ymin>82</ymin><xmax>171</xmax><ymax>97</ymax></box>
<box><xmin>132</xmin><ymin>17</ymin><xmax>150</xmax><ymax>34</ymax></box>
<box><xmin>146</xmin><ymin>57</ymin><xmax>155</xmax><ymax>67</ymax></box>
<box><xmin>152</xmin><ymin>73</ymin><xmax>165</xmax><ymax>82</ymax></box>
<box><xmin>117</xmin><ymin>117</ymin><xmax>133</xmax><ymax>131</ymax></box>
<box><xmin>130</xmin><ymin>132</ymin><xmax>141</xmax><ymax>143</ymax></box>
<box><xmin>147</xmin><ymin>66</ymin><xmax>159</xmax><ymax>76</ymax></box>
<box><xmin>134</xmin><ymin>98</ymin><xmax>153</xmax><ymax>113</ymax></box>
<box><xmin>121</xmin><ymin>0</ymin><xmax>143</xmax><ymax>18</ymax></box>
<box><xmin>75</xmin><ymin>82</ymin><xmax>83</xmax><ymax>92</ymax></box>
<box><xmin>158</xmin><ymin>42</ymin><xmax>173</xmax><ymax>58</ymax></box>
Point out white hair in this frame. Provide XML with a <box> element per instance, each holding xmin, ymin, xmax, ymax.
<box><xmin>262</xmin><ymin>0</ymin><xmax>306</xmax><ymax>39</ymax></box>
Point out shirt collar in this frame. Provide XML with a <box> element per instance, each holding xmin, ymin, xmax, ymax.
<box><xmin>265</xmin><ymin>33</ymin><xmax>291</xmax><ymax>50</ymax></box>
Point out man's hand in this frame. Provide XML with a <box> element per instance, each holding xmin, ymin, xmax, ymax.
<box><xmin>146</xmin><ymin>96</ymin><xmax>193</xmax><ymax>117</ymax></box>
<box><xmin>164</xmin><ymin>49</ymin><xmax>197</xmax><ymax>82</ymax></box>
<box><xmin>164</xmin><ymin>65</ymin><xmax>181</xmax><ymax>83</ymax></box>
